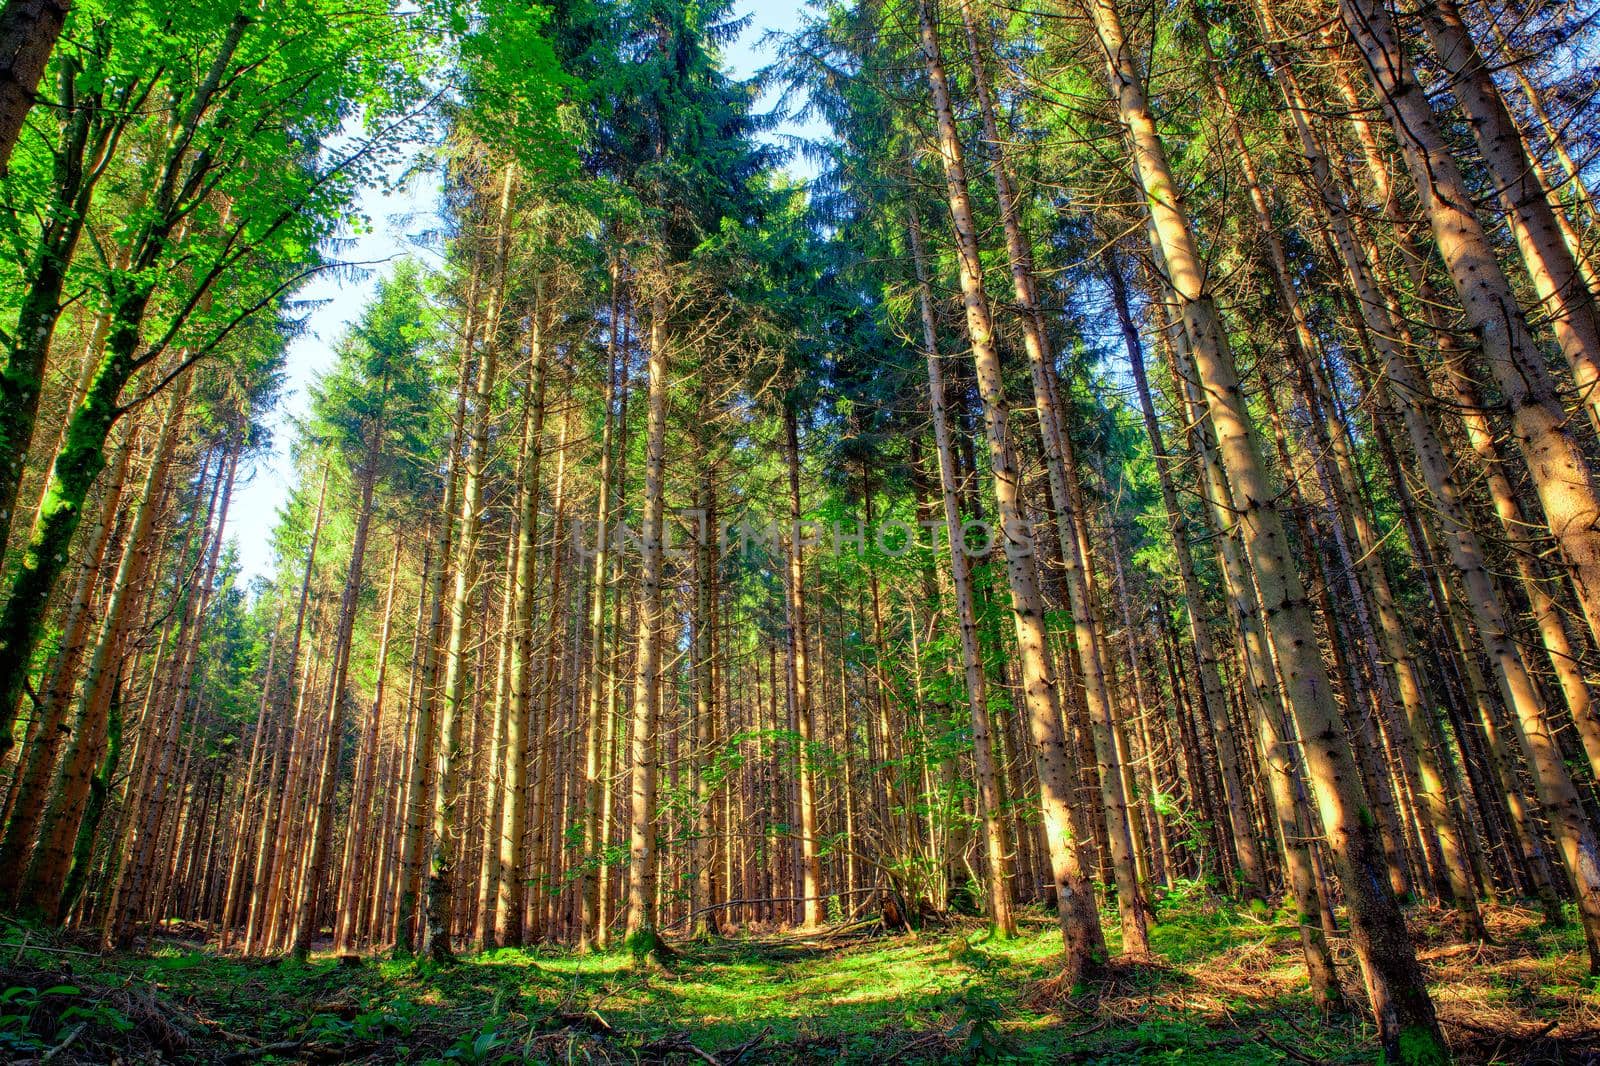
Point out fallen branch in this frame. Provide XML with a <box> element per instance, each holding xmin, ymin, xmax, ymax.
<box><xmin>640</xmin><ymin>1033</ymin><xmax>721</xmax><ymax>1064</ymax></box>
<box><xmin>721</xmin><ymin>1025</ymin><xmax>772</xmax><ymax>1065</ymax></box>
<box><xmin>221</xmin><ymin>1038</ymin><xmax>306</xmax><ymax>1063</ymax></box>
<box><xmin>1255</xmin><ymin>1028</ymin><xmax>1325</xmax><ymax>1065</ymax></box>
<box><xmin>41</xmin><ymin>1023</ymin><xmax>86</xmax><ymax>1062</ymax></box>
<box><xmin>552</xmin><ymin>1008</ymin><xmax>614</xmax><ymax>1034</ymax></box>
<box><xmin>1446</xmin><ymin>1017</ymin><xmax>1560</xmax><ymax>1041</ymax></box>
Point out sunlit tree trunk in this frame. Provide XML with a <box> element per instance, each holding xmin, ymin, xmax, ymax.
<box><xmin>1417</xmin><ymin>0</ymin><xmax>1600</xmax><ymax>439</ymax></box>
<box><xmin>779</xmin><ymin>403</ymin><xmax>824</xmax><ymax>929</ymax></box>
<box><xmin>291</xmin><ymin>448</ymin><xmax>379</xmax><ymax>959</ymax></box>
<box><xmin>1244</xmin><ymin>19</ymin><xmax>1481</xmax><ymax>931</ymax></box>
<box><xmin>917</xmin><ymin>0</ymin><xmax>1106</xmax><ymax>981</ymax></box>
<box><xmin>958</xmin><ymin>0</ymin><xmax>1153</xmax><ymax>944</ymax></box>
<box><xmin>19</xmin><ymin>378</ymin><xmax>192</xmax><ymax>920</ymax></box>
<box><xmin>625</xmin><ymin>273</ymin><xmax>671</xmax><ymax>955</ymax></box>
<box><xmin>1088</xmin><ymin>0</ymin><xmax>1442</xmax><ymax>1050</ymax></box>
<box><xmin>1108</xmin><ymin>250</ymin><xmax>1342</xmax><ymax>1006</ymax></box>
<box><xmin>689</xmin><ymin>447</ymin><xmax>720</xmax><ymax>939</ymax></box>
<box><xmin>1339</xmin><ymin>0</ymin><xmax>1600</xmax><ymax>657</ymax></box>
<box><xmin>218</xmin><ymin>605</ymin><xmax>284</xmax><ymax>950</ymax></box>
<box><xmin>495</xmin><ymin>278</ymin><xmax>549</xmax><ymax>948</ymax></box>
<box><xmin>908</xmin><ymin>199</ymin><xmax>1016</xmax><ymax>938</ymax></box>
<box><xmin>419</xmin><ymin>162</ymin><xmax>514</xmax><ymax>962</ymax></box>
<box><xmin>1483</xmin><ymin>19</ymin><xmax>1600</xmax><ymax>260</ymax></box>
<box><xmin>0</xmin><ymin>422</ymin><xmax>133</xmax><ymax>900</ymax></box>
<box><xmin>334</xmin><ymin>538</ymin><xmax>402</xmax><ymax>956</ymax></box>
<box><xmin>244</xmin><ymin>465</ymin><xmax>328</xmax><ymax>952</ymax></box>
<box><xmin>579</xmin><ymin>266</ymin><xmax>625</xmax><ymax>951</ymax></box>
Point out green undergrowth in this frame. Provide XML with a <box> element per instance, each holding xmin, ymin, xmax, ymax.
<box><xmin>1</xmin><ymin>894</ymin><xmax>1593</xmax><ymax>1063</ymax></box>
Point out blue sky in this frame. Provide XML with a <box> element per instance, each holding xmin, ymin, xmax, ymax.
<box><xmin>226</xmin><ymin>0</ymin><xmax>819</xmax><ymax>585</ymax></box>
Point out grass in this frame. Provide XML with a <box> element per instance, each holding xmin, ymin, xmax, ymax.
<box><xmin>1</xmin><ymin>893</ymin><xmax>1596</xmax><ymax>1063</ymax></box>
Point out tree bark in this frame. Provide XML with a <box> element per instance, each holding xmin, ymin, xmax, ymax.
<box><xmin>916</xmin><ymin>0</ymin><xmax>1106</xmax><ymax>982</ymax></box>
<box><xmin>624</xmin><ymin>272</ymin><xmax>670</xmax><ymax>956</ymax></box>
<box><xmin>907</xmin><ymin>198</ymin><xmax>1016</xmax><ymax>938</ymax></box>
<box><xmin>1088</xmin><ymin>0</ymin><xmax>1442</xmax><ymax>1052</ymax></box>
<box><xmin>780</xmin><ymin>404</ymin><xmax>824</xmax><ymax>930</ymax></box>
<box><xmin>0</xmin><ymin>0</ymin><xmax>71</xmax><ymax>173</ymax></box>
<box><xmin>1339</xmin><ymin>0</ymin><xmax>1600</xmax><ymax>657</ymax></box>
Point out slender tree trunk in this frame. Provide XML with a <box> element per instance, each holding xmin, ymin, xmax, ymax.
<box><xmin>0</xmin><ymin>421</ymin><xmax>133</xmax><ymax>899</ymax></box>
<box><xmin>496</xmin><ymin>278</ymin><xmax>550</xmax><ymax>948</ymax></box>
<box><xmin>333</xmin><ymin>537</ymin><xmax>402</xmax><ymax>955</ymax></box>
<box><xmin>417</xmin><ymin>163</ymin><xmax>515</xmax><ymax>962</ymax></box>
<box><xmin>290</xmin><ymin>456</ymin><xmax>378</xmax><ymax>959</ymax></box>
<box><xmin>1417</xmin><ymin>0</ymin><xmax>1600</xmax><ymax>439</ymax></box>
<box><xmin>1338</xmin><ymin>0</ymin><xmax>1600</xmax><ymax>657</ymax></box>
<box><xmin>19</xmin><ymin>377</ymin><xmax>193</xmax><ymax>920</ymax></box>
<box><xmin>907</xmin><ymin>199</ymin><xmax>1016</xmax><ymax>938</ymax></box>
<box><xmin>218</xmin><ymin>606</ymin><xmax>283</xmax><ymax>949</ymax></box>
<box><xmin>580</xmin><ymin>266</ymin><xmax>625</xmax><ymax>951</ymax></box>
<box><xmin>690</xmin><ymin>445</ymin><xmax>720</xmax><ymax>939</ymax></box>
<box><xmin>1247</xmin><ymin>22</ymin><xmax>1482</xmax><ymax>931</ymax></box>
<box><xmin>1109</xmin><ymin>249</ymin><xmax>1342</xmax><ymax>1004</ymax></box>
<box><xmin>624</xmin><ymin>272</ymin><xmax>670</xmax><ymax>956</ymax></box>
<box><xmin>957</xmin><ymin>0</ymin><xmax>1152</xmax><ymax>944</ymax></box>
<box><xmin>916</xmin><ymin>0</ymin><xmax>1106</xmax><ymax>982</ymax></box>
<box><xmin>526</xmin><ymin>408</ymin><xmax>572</xmax><ymax>941</ymax></box>
<box><xmin>779</xmin><ymin>404</ymin><xmax>824</xmax><ymax>929</ymax></box>
<box><xmin>1087</xmin><ymin>0</ymin><xmax>1442</xmax><ymax>1052</ymax></box>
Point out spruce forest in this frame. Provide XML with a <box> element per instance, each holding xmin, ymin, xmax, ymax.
<box><xmin>1</xmin><ymin>0</ymin><xmax>1599</xmax><ymax>1061</ymax></box>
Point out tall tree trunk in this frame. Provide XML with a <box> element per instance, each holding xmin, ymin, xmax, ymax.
<box><xmin>957</xmin><ymin>0</ymin><xmax>1153</xmax><ymax>944</ymax></box>
<box><xmin>1248</xmin><ymin>17</ymin><xmax>1483</xmax><ymax>931</ymax></box>
<box><xmin>526</xmin><ymin>407</ymin><xmax>572</xmax><ymax>941</ymax></box>
<box><xmin>907</xmin><ymin>198</ymin><xmax>1016</xmax><ymax>938</ymax></box>
<box><xmin>1338</xmin><ymin>0</ymin><xmax>1600</xmax><ymax>656</ymax></box>
<box><xmin>1108</xmin><ymin>248</ymin><xmax>1341</xmax><ymax>1005</ymax></box>
<box><xmin>0</xmin><ymin>49</ymin><xmax>109</xmax><ymax>551</ymax></box>
<box><xmin>219</xmin><ymin>605</ymin><xmax>285</xmax><ymax>950</ymax></box>
<box><xmin>18</xmin><ymin>376</ymin><xmax>193</xmax><ymax>920</ymax></box>
<box><xmin>245</xmin><ymin>466</ymin><xmax>328</xmax><ymax>952</ymax></box>
<box><xmin>1087</xmin><ymin>0</ymin><xmax>1443</xmax><ymax>1052</ymax></box>
<box><xmin>0</xmin><ymin>420</ymin><xmax>133</xmax><ymax>900</ymax></box>
<box><xmin>690</xmin><ymin>446</ymin><xmax>720</xmax><ymax>939</ymax></box>
<box><xmin>916</xmin><ymin>0</ymin><xmax>1106</xmax><ymax>982</ymax></box>
<box><xmin>426</xmin><ymin>165</ymin><xmax>515</xmax><ymax>963</ymax></box>
<box><xmin>579</xmin><ymin>265</ymin><xmax>625</xmax><ymax>951</ymax></box>
<box><xmin>624</xmin><ymin>271</ymin><xmax>670</xmax><ymax>956</ymax></box>
<box><xmin>1417</xmin><ymin>0</ymin><xmax>1600</xmax><ymax>439</ymax></box>
<box><xmin>496</xmin><ymin>277</ymin><xmax>550</xmax><ymax>948</ymax></box>
<box><xmin>291</xmin><ymin>456</ymin><xmax>378</xmax><ymax>959</ymax></box>
<box><xmin>110</xmin><ymin>449</ymin><xmax>232</xmax><ymax>948</ymax></box>
<box><xmin>780</xmin><ymin>404</ymin><xmax>824</xmax><ymax>930</ymax></box>
<box><xmin>336</xmin><ymin>558</ymin><xmax>403</xmax><ymax>955</ymax></box>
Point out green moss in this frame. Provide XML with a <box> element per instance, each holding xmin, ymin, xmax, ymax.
<box><xmin>1393</xmin><ymin>1024</ymin><xmax>1451</xmax><ymax>1066</ymax></box>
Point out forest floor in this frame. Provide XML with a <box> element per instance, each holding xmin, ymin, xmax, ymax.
<box><xmin>2</xmin><ymin>893</ymin><xmax>1597</xmax><ymax>1064</ymax></box>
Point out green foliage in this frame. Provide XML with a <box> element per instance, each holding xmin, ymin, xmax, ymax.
<box><xmin>0</xmin><ymin>982</ymin><xmax>131</xmax><ymax>1056</ymax></box>
<box><xmin>437</xmin><ymin>1025</ymin><xmax>509</xmax><ymax>1065</ymax></box>
<box><xmin>946</xmin><ymin>979</ymin><xmax>1015</xmax><ymax>1063</ymax></box>
<box><xmin>306</xmin><ymin>258</ymin><xmax>442</xmax><ymax>494</ymax></box>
